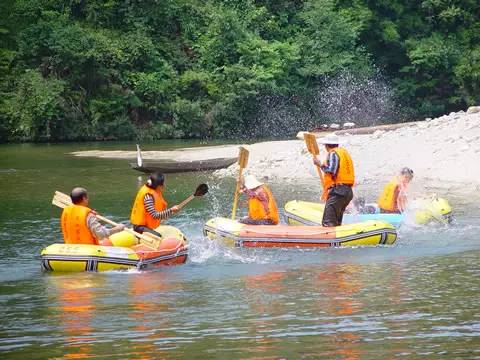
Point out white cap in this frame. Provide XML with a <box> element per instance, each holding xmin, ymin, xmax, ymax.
<box><xmin>319</xmin><ymin>133</ymin><xmax>340</xmax><ymax>145</ymax></box>
<box><xmin>244</xmin><ymin>175</ymin><xmax>263</xmax><ymax>190</ymax></box>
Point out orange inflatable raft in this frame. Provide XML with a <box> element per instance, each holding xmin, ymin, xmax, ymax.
<box><xmin>41</xmin><ymin>225</ymin><xmax>188</xmax><ymax>272</ymax></box>
<box><xmin>204</xmin><ymin>217</ymin><xmax>397</xmax><ymax>248</ymax></box>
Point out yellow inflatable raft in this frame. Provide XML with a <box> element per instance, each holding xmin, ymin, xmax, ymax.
<box><xmin>204</xmin><ymin>217</ymin><xmax>397</xmax><ymax>248</ymax></box>
<box><xmin>41</xmin><ymin>226</ymin><xmax>188</xmax><ymax>272</ymax></box>
<box><xmin>284</xmin><ymin>197</ymin><xmax>453</xmax><ymax>228</ymax></box>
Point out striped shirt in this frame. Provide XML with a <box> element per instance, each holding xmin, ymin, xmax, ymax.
<box><xmin>321</xmin><ymin>151</ymin><xmax>339</xmax><ymax>177</ymax></box>
<box><xmin>86</xmin><ymin>213</ymin><xmax>111</xmax><ymax>240</ymax></box>
<box><xmin>144</xmin><ymin>194</ymin><xmax>173</xmax><ymax>220</ymax></box>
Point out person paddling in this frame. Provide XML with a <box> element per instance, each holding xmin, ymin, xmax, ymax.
<box><xmin>239</xmin><ymin>175</ymin><xmax>279</xmax><ymax>225</ymax></box>
<box><xmin>377</xmin><ymin>167</ymin><xmax>414</xmax><ymax>213</ymax></box>
<box><xmin>130</xmin><ymin>172</ymin><xmax>180</xmax><ymax>237</ymax></box>
<box><xmin>61</xmin><ymin>187</ymin><xmax>125</xmax><ymax>245</ymax></box>
<box><xmin>313</xmin><ymin>134</ymin><xmax>355</xmax><ymax>227</ymax></box>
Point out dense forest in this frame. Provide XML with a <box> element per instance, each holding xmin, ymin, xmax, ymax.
<box><xmin>0</xmin><ymin>0</ymin><xmax>479</xmax><ymax>142</ymax></box>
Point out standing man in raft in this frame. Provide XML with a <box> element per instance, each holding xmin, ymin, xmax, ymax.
<box><xmin>239</xmin><ymin>175</ymin><xmax>279</xmax><ymax>225</ymax></box>
<box><xmin>377</xmin><ymin>167</ymin><xmax>414</xmax><ymax>213</ymax></box>
<box><xmin>313</xmin><ymin>134</ymin><xmax>355</xmax><ymax>227</ymax></box>
<box><xmin>61</xmin><ymin>187</ymin><xmax>125</xmax><ymax>245</ymax></box>
<box><xmin>130</xmin><ymin>172</ymin><xmax>180</xmax><ymax>237</ymax></box>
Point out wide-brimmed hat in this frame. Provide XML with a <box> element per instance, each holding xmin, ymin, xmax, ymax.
<box><xmin>244</xmin><ymin>175</ymin><xmax>263</xmax><ymax>190</ymax></box>
<box><xmin>319</xmin><ymin>133</ymin><xmax>340</xmax><ymax>145</ymax></box>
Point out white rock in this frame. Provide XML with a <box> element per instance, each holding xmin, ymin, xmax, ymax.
<box><xmin>372</xmin><ymin>130</ymin><xmax>384</xmax><ymax>139</ymax></box>
<box><xmin>467</xmin><ymin>106</ymin><xmax>480</xmax><ymax>114</ymax></box>
<box><xmin>329</xmin><ymin>123</ymin><xmax>340</xmax><ymax>129</ymax></box>
<box><xmin>343</xmin><ymin>122</ymin><xmax>356</xmax><ymax>128</ymax></box>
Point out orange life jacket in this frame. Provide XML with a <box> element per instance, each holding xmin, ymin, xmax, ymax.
<box><xmin>248</xmin><ymin>185</ymin><xmax>279</xmax><ymax>224</ymax></box>
<box><xmin>130</xmin><ymin>184</ymin><xmax>168</xmax><ymax>229</ymax></box>
<box><xmin>322</xmin><ymin>147</ymin><xmax>355</xmax><ymax>200</ymax></box>
<box><xmin>61</xmin><ymin>205</ymin><xmax>98</xmax><ymax>245</ymax></box>
<box><xmin>377</xmin><ymin>178</ymin><xmax>400</xmax><ymax>212</ymax></box>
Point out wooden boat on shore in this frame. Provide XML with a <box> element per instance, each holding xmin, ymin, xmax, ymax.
<box><xmin>130</xmin><ymin>144</ymin><xmax>237</xmax><ymax>173</ymax></box>
<box><xmin>130</xmin><ymin>157</ymin><xmax>237</xmax><ymax>173</ymax></box>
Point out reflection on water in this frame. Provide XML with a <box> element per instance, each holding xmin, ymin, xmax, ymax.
<box><xmin>2</xmin><ymin>250</ymin><xmax>480</xmax><ymax>358</ymax></box>
<box><xmin>52</xmin><ymin>276</ymin><xmax>98</xmax><ymax>359</ymax></box>
<box><xmin>1</xmin><ymin>142</ymin><xmax>480</xmax><ymax>358</ymax></box>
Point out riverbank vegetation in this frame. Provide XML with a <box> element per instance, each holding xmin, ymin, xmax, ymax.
<box><xmin>0</xmin><ymin>0</ymin><xmax>479</xmax><ymax>142</ymax></box>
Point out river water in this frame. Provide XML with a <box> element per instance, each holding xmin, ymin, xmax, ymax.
<box><xmin>1</xmin><ymin>142</ymin><xmax>480</xmax><ymax>359</ymax></box>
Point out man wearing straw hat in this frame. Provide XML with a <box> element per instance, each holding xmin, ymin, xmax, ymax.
<box><xmin>313</xmin><ymin>134</ymin><xmax>355</xmax><ymax>227</ymax></box>
<box><xmin>239</xmin><ymin>175</ymin><xmax>279</xmax><ymax>225</ymax></box>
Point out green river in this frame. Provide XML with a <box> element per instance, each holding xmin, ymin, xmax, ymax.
<box><xmin>1</xmin><ymin>142</ymin><xmax>480</xmax><ymax>359</ymax></box>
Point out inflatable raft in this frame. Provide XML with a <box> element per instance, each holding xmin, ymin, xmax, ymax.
<box><xmin>204</xmin><ymin>217</ymin><xmax>397</xmax><ymax>248</ymax></box>
<box><xmin>284</xmin><ymin>197</ymin><xmax>453</xmax><ymax>227</ymax></box>
<box><xmin>41</xmin><ymin>225</ymin><xmax>188</xmax><ymax>272</ymax></box>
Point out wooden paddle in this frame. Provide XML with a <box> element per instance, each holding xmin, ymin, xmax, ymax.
<box><xmin>136</xmin><ymin>144</ymin><xmax>143</xmax><ymax>168</ymax></box>
<box><xmin>304</xmin><ymin>132</ymin><xmax>325</xmax><ymax>188</ymax></box>
<box><xmin>52</xmin><ymin>191</ymin><xmax>161</xmax><ymax>249</ymax></box>
<box><xmin>231</xmin><ymin>146</ymin><xmax>249</xmax><ymax>220</ymax></box>
<box><xmin>177</xmin><ymin>183</ymin><xmax>209</xmax><ymax>209</ymax></box>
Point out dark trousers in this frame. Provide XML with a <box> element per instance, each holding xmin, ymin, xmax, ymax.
<box><xmin>239</xmin><ymin>217</ymin><xmax>276</xmax><ymax>225</ymax></box>
<box><xmin>133</xmin><ymin>225</ymin><xmax>162</xmax><ymax>237</ymax></box>
<box><xmin>322</xmin><ymin>185</ymin><xmax>354</xmax><ymax>227</ymax></box>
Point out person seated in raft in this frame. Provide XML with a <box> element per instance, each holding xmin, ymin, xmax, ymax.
<box><xmin>377</xmin><ymin>167</ymin><xmax>414</xmax><ymax>213</ymax></box>
<box><xmin>312</xmin><ymin>133</ymin><xmax>355</xmax><ymax>227</ymax></box>
<box><xmin>130</xmin><ymin>172</ymin><xmax>180</xmax><ymax>237</ymax></box>
<box><xmin>61</xmin><ymin>187</ymin><xmax>125</xmax><ymax>245</ymax></box>
<box><xmin>239</xmin><ymin>175</ymin><xmax>279</xmax><ymax>225</ymax></box>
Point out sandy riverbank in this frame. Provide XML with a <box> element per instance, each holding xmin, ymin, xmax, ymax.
<box><xmin>215</xmin><ymin>106</ymin><xmax>480</xmax><ymax>198</ymax></box>
<box><xmin>71</xmin><ymin>144</ymin><xmax>240</xmax><ymax>161</ymax></box>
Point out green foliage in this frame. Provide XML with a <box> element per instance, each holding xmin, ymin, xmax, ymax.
<box><xmin>1</xmin><ymin>0</ymin><xmax>479</xmax><ymax>142</ymax></box>
<box><xmin>297</xmin><ymin>0</ymin><xmax>371</xmax><ymax>79</ymax></box>
<box><xmin>454</xmin><ymin>46</ymin><xmax>480</xmax><ymax>105</ymax></box>
<box><xmin>4</xmin><ymin>69</ymin><xmax>65</xmax><ymax>141</ymax></box>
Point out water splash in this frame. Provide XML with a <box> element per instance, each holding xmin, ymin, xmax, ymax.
<box><xmin>240</xmin><ymin>70</ymin><xmax>397</xmax><ymax>138</ymax></box>
<box><xmin>310</xmin><ymin>71</ymin><xmax>397</xmax><ymax>127</ymax></box>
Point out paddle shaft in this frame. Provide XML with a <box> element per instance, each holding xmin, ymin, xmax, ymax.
<box><xmin>178</xmin><ymin>195</ymin><xmax>195</xmax><ymax>209</ymax></box>
<box><xmin>303</xmin><ymin>132</ymin><xmax>325</xmax><ymax>188</ymax></box>
<box><xmin>231</xmin><ymin>167</ymin><xmax>245</xmax><ymax>220</ymax></box>
<box><xmin>231</xmin><ymin>147</ymin><xmax>249</xmax><ymax>220</ymax></box>
<box><xmin>312</xmin><ymin>155</ymin><xmax>325</xmax><ymax>187</ymax></box>
<box><xmin>53</xmin><ymin>192</ymin><xmax>160</xmax><ymax>247</ymax></box>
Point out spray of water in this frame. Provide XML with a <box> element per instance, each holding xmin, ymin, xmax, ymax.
<box><xmin>242</xmin><ymin>70</ymin><xmax>398</xmax><ymax>138</ymax></box>
<box><xmin>310</xmin><ymin>71</ymin><xmax>397</xmax><ymax>127</ymax></box>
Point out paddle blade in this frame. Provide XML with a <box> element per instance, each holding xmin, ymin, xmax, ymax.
<box><xmin>136</xmin><ymin>144</ymin><xmax>143</xmax><ymax>168</ymax></box>
<box><xmin>304</xmin><ymin>132</ymin><xmax>320</xmax><ymax>155</ymax></box>
<box><xmin>194</xmin><ymin>183</ymin><xmax>209</xmax><ymax>197</ymax></box>
<box><xmin>52</xmin><ymin>191</ymin><xmax>72</xmax><ymax>209</ymax></box>
<box><xmin>52</xmin><ymin>198</ymin><xmax>68</xmax><ymax>209</ymax></box>
<box><xmin>238</xmin><ymin>146</ymin><xmax>249</xmax><ymax>168</ymax></box>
